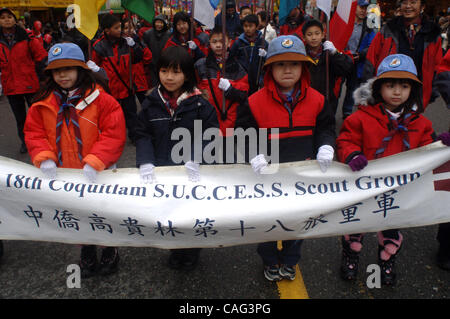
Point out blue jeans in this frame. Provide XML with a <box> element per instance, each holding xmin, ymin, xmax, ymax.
<box><xmin>257</xmin><ymin>240</ymin><xmax>303</xmax><ymax>266</ymax></box>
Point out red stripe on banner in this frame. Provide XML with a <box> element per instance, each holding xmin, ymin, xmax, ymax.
<box><xmin>433</xmin><ymin>160</ymin><xmax>450</xmax><ymax>174</ymax></box>
<box><xmin>434</xmin><ymin>179</ymin><xmax>450</xmax><ymax>192</ymax></box>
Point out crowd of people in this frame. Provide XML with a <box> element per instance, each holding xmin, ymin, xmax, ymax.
<box><xmin>0</xmin><ymin>0</ymin><xmax>449</xmax><ymax>288</ymax></box>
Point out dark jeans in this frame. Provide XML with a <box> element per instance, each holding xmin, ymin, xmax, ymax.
<box><xmin>342</xmin><ymin>68</ymin><xmax>360</xmax><ymax>117</ymax></box>
<box><xmin>118</xmin><ymin>95</ymin><xmax>138</xmax><ymax>142</ymax></box>
<box><xmin>7</xmin><ymin>93</ymin><xmax>34</xmax><ymax>144</ymax></box>
<box><xmin>257</xmin><ymin>240</ymin><xmax>303</xmax><ymax>266</ymax></box>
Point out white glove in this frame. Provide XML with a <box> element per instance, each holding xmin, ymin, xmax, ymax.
<box><xmin>316</xmin><ymin>145</ymin><xmax>334</xmax><ymax>173</ymax></box>
<box><xmin>323</xmin><ymin>41</ymin><xmax>337</xmax><ymax>55</ymax></box>
<box><xmin>187</xmin><ymin>40</ymin><xmax>197</xmax><ymax>50</ymax></box>
<box><xmin>250</xmin><ymin>154</ymin><xmax>268</xmax><ymax>174</ymax></box>
<box><xmin>140</xmin><ymin>163</ymin><xmax>155</xmax><ymax>184</ymax></box>
<box><xmin>40</xmin><ymin>159</ymin><xmax>57</xmax><ymax>179</ymax></box>
<box><xmin>83</xmin><ymin>163</ymin><xmax>97</xmax><ymax>183</ymax></box>
<box><xmin>258</xmin><ymin>48</ymin><xmax>267</xmax><ymax>57</ymax></box>
<box><xmin>185</xmin><ymin>161</ymin><xmax>200</xmax><ymax>182</ymax></box>
<box><xmin>86</xmin><ymin>60</ymin><xmax>100</xmax><ymax>72</ymax></box>
<box><xmin>218</xmin><ymin>78</ymin><xmax>231</xmax><ymax>91</ymax></box>
<box><xmin>125</xmin><ymin>36</ymin><xmax>135</xmax><ymax>47</ymax></box>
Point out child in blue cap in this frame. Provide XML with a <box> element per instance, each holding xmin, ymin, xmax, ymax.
<box><xmin>24</xmin><ymin>42</ymin><xmax>127</xmax><ymax>278</ymax></box>
<box><xmin>236</xmin><ymin>35</ymin><xmax>336</xmax><ymax>282</ymax></box>
<box><xmin>336</xmin><ymin>53</ymin><xmax>450</xmax><ymax>285</ymax></box>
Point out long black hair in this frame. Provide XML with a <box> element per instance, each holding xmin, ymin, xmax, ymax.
<box><xmin>32</xmin><ymin>66</ymin><xmax>110</xmax><ymax>103</ymax></box>
<box><xmin>158</xmin><ymin>46</ymin><xmax>196</xmax><ymax>94</ymax></box>
<box><xmin>172</xmin><ymin>11</ymin><xmax>191</xmax><ymax>39</ymax></box>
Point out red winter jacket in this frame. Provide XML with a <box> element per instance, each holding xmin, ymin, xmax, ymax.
<box><xmin>92</xmin><ymin>35</ymin><xmax>143</xmax><ymax>100</ymax></box>
<box><xmin>24</xmin><ymin>86</ymin><xmax>126</xmax><ymax>170</ymax></box>
<box><xmin>163</xmin><ymin>35</ymin><xmax>206</xmax><ymax>61</ymax></box>
<box><xmin>195</xmin><ymin>51</ymin><xmax>249</xmax><ymax>136</ymax></box>
<box><xmin>337</xmin><ymin>103</ymin><xmax>435</xmax><ymax>164</ymax></box>
<box><xmin>362</xmin><ymin>16</ymin><xmax>443</xmax><ymax>108</ymax></box>
<box><xmin>235</xmin><ymin>67</ymin><xmax>336</xmax><ymax>163</ymax></box>
<box><xmin>0</xmin><ymin>26</ymin><xmax>47</xmax><ymax>95</ymax></box>
<box><xmin>435</xmin><ymin>50</ymin><xmax>450</xmax><ymax>108</ymax></box>
<box><xmin>133</xmin><ymin>43</ymin><xmax>152</xmax><ymax>92</ymax></box>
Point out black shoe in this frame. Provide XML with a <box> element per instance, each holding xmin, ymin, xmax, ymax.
<box><xmin>340</xmin><ymin>248</ymin><xmax>359</xmax><ymax>281</ymax></box>
<box><xmin>168</xmin><ymin>250</ymin><xmax>183</xmax><ymax>270</ymax></box>
<box><xmin>436</xmin><ymin>247</ymin><xmax>450</xmax><ymax>271</ymax></box>
<box><xmin>98</xmin><ymin>247</ymin><xmax>119</xmax><ymax>276</ymax></box>
<box><xmin>79</xmin><ymin>245</ymin><xmax>98</xmax><ymax>278</ymax></box>
<box><xmin>20</xmin><ymin>143</ymin><xmax>27</xmax><ymax>154</ymax></box>
<box><xmin>379</xmin><ymin>257</ymin><xmax>397</xmax><ymax>286</ymax></box>
<box><xmin>180</xmin><ymin>249</ymin><xmax>200</xmax><ymax>271</ymax></box>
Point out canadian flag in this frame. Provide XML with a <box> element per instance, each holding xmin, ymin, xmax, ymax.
<box><xmin>329</xmin><ymin>0</ymin><xmax>358</xmax><ymax>51</ymax></box>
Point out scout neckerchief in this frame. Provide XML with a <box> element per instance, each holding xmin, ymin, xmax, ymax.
<box><xmin>404</xmin><ymin>16</ymin><xmax>422</xmax><ymax>50</ymax></box>
<box><xmin>54</xmin><ymin>88</ymin><xmax>83</xmax><ymax>166</ymax></box>
<box><xmin>374</xmin><ymin>106</ymin><xmax>414</xmax><ymax>158</ymax></box>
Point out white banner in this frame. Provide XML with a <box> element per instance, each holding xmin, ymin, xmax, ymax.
<box><xmin>0</xmin><ymin>143</ymin><xmax>449</xmax><ymax>249</ymax></box>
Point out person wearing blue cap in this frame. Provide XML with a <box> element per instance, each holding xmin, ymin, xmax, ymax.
<box><xmin>235</xmin><ymin>35</ymin><xmax>336</xmax><ymax>282</ymax></box>
<box><xmin>336</xmin><ymin>54</ymin><xmax>450</xmax><ymax>285</ymax></box>
<box><xmin>362</xmin><ymin>0</ymin><xmax>443</xmax><ymax>109</ymax></box>
<box><xmin>24</xmin><ymin>42</ymin><xmax>127</xmax><ymax>278</ymax></box>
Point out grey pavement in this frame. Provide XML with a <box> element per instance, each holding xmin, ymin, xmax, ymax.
<box><xmin>0</xmin><ymin>91</ymin><xmax>448</xmax><ymax>299</ymax></box>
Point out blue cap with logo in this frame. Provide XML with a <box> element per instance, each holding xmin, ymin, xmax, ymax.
<box><xmin>45</xmin><ymin>42</ymin><xmax>89</xmax><ymax>71</ymax></box>
<box><xmin>376</xmin><ymin>54</ymin><xmax>421</xmax><ymax>84</ymax></box>
<box><xmin>264</xmin><ymin>35</ymin><xmax>313</xmax><ymax>67</ymax></box>
<box><xmin>357</xmin><ymin>0</ymin><xmax>370</xmax><ymax>6</ymax></box>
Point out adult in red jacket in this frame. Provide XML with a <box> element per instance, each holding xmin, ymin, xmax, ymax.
<box><xmin>362</xmin><ymin>0</ymin><xmax>443</xmax><ymax>109</ymax></box>
<box><xmin>0</xmin><ymin>8</ymin><xmax>47</xmax><ymax>153</ymax></box>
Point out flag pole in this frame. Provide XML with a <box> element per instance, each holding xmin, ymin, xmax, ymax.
<box><xmin>221</xmin><ymin>0</ymin><xmax>227</xmax><ymax>114</ymax></box>
<box><xmin>325</xmin><ymin>13</ymin><xmax>330</xmax><ymax>102</ymax></box>
<box><xmin>190</xmin><ymin>0</ymin><xmax>195</xmax><ymax>41</ymax></box>
<box><xmin>255</xmin><ymin>0</ymin><xmax>271</xmax><ymax>91</ymax></box>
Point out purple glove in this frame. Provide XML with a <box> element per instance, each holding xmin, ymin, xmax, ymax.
<box><xmin>437</xmin><ymin>132</ymin><xmax>450</xmax><ymax>146</ymax></box>
<box><xmin>348</xmin><ymin>154</ymin><xmax>368</xmax><ymax>171</ymax></box>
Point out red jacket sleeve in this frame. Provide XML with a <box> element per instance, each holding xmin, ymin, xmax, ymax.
<box><xmin>336</xmin><ymin>114</ymin><xmax>364</xmax><ymax>163</ymax></box>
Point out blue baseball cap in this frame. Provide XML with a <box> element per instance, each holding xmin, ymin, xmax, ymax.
<box><xmin>357</xmin><ymin>0</ymin><xmax>370</xmax><ymax>6</ymax></box>
<box><xmin>264</xmin><ymin>35</ymin><xmax>313</xmax><ymax>67</ymax></box>
<box><xmin>376</xmin><ymin>54</ymin><xmax>421</xmax><ymax>84</ymax></box>
<box><xmin>45</xmin><ymin>42</ymin><xmax>89</xmax><ymax>71</ymax></box>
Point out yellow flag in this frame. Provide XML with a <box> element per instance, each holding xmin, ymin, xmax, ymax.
<box><xmin>73</xmin><ymin>0</ymin><xmax>106</xmax><ymax>40</ymax></box>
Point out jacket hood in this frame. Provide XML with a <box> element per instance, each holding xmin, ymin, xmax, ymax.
<box><xmin>153</xmin><ymin>14</ymin><xmax>168</xmax><ymax>32</ymax></box>
<box><xmin>353</xmin><ymin>78</ymin><xmax>377</xmax><ymax>106</ymax></box>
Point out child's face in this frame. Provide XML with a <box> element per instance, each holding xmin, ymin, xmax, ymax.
<box><xmin>240</xmin><ymin>8</ymin><xmax>252</xmax><ymax>20</ymax></box>
<box><xmin>122</xmin><ymin>21</ymin><xmax>134</xmax><ymax>37</ymax></box>
<box><xmin>159</xmin><ymin>66</ymin><xmax>185</xmax><ymax>96</ymax></box>
<box><xmin>304</xmin><ymin>26</ymin><xmax>325</xmax><ymax>50</ymax></box>
<box><xmin>176</xmin><ymin>20</ymin><xmax>189</xmax><ymax>36</ymax></box>
<box><xmin>52</xmin><ymin>67</ymin><xmax>78</xmax><ymax>90</ymax></box>
<box><xmin>243</xmin><ymin>22</ymin><xmax>257</xmax><ymax>38</ymax></box>
<box><xmin>0</xmin><ymin>12</ymin><xmax>16</xmax><ymax>29</ymax></box>
<box><xmin>105</xmin><ymin>21</ymin><xmax>122</xmax><ymax>39</ymax></box>
<box><xmin>380</xmin><ymin>81</ymin><xmax>412</xmax><ymax>110</ymax></box>
<box><xmin>271</xmin><ymin>61</ymin><xmax>303</xmax><ymax>93</ymax></box>
<box><xmin>210</xmin><ymin>33</ymin><xmax>229</xmax><ymax>57</ymax></box>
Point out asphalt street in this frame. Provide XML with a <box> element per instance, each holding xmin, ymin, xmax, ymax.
<box><xmin>0</xmin><ymin>90</ymin><xmax>448</xmax><ymax>300</ymax></box>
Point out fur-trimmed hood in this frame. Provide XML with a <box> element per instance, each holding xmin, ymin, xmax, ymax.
<box><xmin>353</xmin><ymin>78</ymin><xmax>377</xmax><ymax>106</ymax></box>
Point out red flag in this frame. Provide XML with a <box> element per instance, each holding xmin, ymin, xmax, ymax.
<box><xmin>329</xmin><ymin>0</ymin><xmax>357</xmax><ymax>51</ymax></box>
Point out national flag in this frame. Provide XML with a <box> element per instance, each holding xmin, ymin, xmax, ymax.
<box><xmin>121</xmin><ymin>0</ymin><xmax>155</xmax><ymax>24</ymax></box>
<box><xmin>329</xmin><ymin>0</ymin><xmax>357</xmax><ymax>51</ymax></box>
<box><xmin>279</xmin><ymin>0</ymin><xmax>299</xmax><ymax>26</ymax></box>
<box><xmin>193</xmin><ymin>0</ymin><xmax>220</xmax><ymax>30</ymax></box>
<box><xmin>74</xmin><ymin>0</ymin><xmax>106</xmax><ymax>40</ymax></box>
<box><xmin>316</xmin><ymin>0</ymin><xmax>332</xmax><ymax>20</ymax></box>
